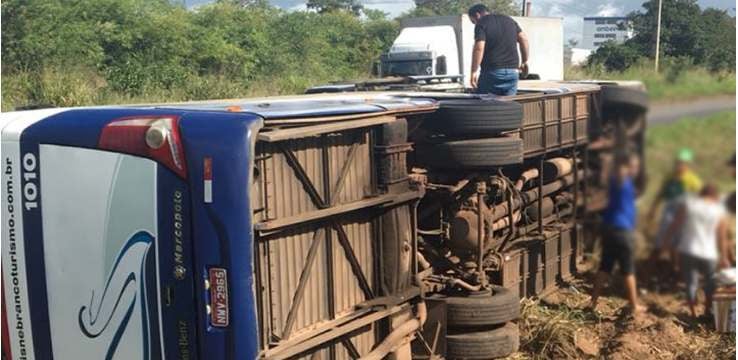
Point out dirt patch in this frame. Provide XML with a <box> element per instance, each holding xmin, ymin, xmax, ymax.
<box><xmin>574</xmin><ymin>329</ymin><xmax>599</xmax><ymax>356</ymax></box>
<box><xmin>516</xmin><ymin>261</ymin><xmax>736</xmax><ymax>360</ymax></box>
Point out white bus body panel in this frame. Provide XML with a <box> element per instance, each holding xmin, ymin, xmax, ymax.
<box><xmin>40</xmin><ymin>145</ymin><xmax>160</xmax><ymax>359</ymax></box>
<box><xmin>2</xmin><ymin>110</ymin><xmax>162</xmax><ymax>360</ymax></box>
<box><xmin>2</xmin><ymin>109</ymin><xmax>69</xmax><ymax>360</ymax></box>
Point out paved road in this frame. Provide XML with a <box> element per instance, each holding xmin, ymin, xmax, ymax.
<box><xmin>648</xmin><ymin>95</ymin><xmax>736</xmax><ymax>124</ymax></box>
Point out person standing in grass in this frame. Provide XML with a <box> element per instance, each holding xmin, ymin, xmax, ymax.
<box><xmin>648</xmin><ymin>148</ymin><xmax>703</xmax><ymax>264</ymax></box>
<box><xmin>590</xmin><ymin>153</ymin><xmax>646</xmax><ymax>314</ymax></box>
<box><xmin>660</xmin><ymin>184</ymin><xmax>731</xmax><ymax>319</ymax></box>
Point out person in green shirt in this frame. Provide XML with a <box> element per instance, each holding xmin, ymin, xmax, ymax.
<box><xmin>648</xmin><ymin>148</ymin><xmax>703</xmax><ymax>264</ymax></box>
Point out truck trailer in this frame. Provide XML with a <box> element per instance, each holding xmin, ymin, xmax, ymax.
<box><xmin>1</xmin><ymin>80</ymin><xmax>649</xmax><ymax>359</ymax></box>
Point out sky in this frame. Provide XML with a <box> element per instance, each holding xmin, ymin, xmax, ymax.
<box><xmin>187</xmin><ymin>0</ymin><xmax>736</xmax><ymax>43</ymax></box>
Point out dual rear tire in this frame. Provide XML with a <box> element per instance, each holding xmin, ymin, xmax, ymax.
<box><xmin>446</xmin><ymin>322</ymin><xmax>520</xmax><ymax>360</ymax></box>
<box><xmin>425</xmin><ymin>99</ymin><xmax>523</xmax><ymax>136</ymax></box>
<box><xmin>438</xmin><ymin>286</ymin><xmax>521</xmax><ymax>359</ymax></box>
<box><xmin>420</xmin><ymin>98</ymin><xmax>525</xmax><ymax>169</ymax></box>
<box><xmin>419</xmin><ymin>137</ymin><xmax>524</xmax><ymax>168</ymax></box>
<box><xmin>420</xmin><ymin>99</ymin><xmax>523</xmax><ymax>358</ymax></box>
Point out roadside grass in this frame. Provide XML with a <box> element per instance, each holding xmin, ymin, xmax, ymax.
<box><xmin>566</xmin><ymin>63</ymin><xmax>736</xmax><ymax>102</ymax></box>
<box><xmin>5</xmin><ymin>61</ymin><xmax>735</xmax><ymax>111</ymax></box>
<box><xmin>518</xmin><ymin>292</ymin><xmax>736</xmax><ymax>359</ymax></box>
<box><xmin>692</xmin><ymin>332</ymin><xmax>737</xmax><ymax>360</ymax></box>
<box><xmin>517</xmin><ymin>297</ymin><xmax>598</xmax><ymax>359</ymax></box>
<box><xmin>1</xmin><ymin>66</ymin><xmax>347</xmax><ymax>111</ymax></box>
<box><xmin>638</xmin><ymin>111</ymin><xmax>736</xmax><ymax>217</ymax></box>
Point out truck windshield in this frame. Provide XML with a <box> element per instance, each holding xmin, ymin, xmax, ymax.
<box><xmin>383</xmin><ymin>60</ymin><xmax>433</xmax><ymax>77</ymax></box>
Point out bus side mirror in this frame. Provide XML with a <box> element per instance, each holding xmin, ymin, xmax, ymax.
<box><xmin>436</xmin><ymin>56</ymin><xmax>447</xmax><ymax>75</ymax></box>
<box><xmin>372</xmin><ymin>61</ymin><xmax>381</xmax><ymax>77</ymax></box>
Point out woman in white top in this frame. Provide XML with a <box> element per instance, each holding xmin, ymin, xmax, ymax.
<box><xmin>662</xmin><ymin>184</ymin><xmax>731</xmax><ymax>319</ymax></box>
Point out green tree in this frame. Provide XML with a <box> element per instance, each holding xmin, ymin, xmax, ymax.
<box><xmin>0</xmin><ymin>0</ymin><xmax>405</xmax><ymax>109</ymax></box>
<box><xmin>213</xmin><ymin>0</ymin><xmax>271</xmax><ymax>7</ymax></box>
<box><xmin>306</xmin><ymin>0</ymin><xmax>363</xmax><ymax>16</ymax></box>
<box><xmin>697</xmin><ymin>8</ymin><xmax>736</xmax><ymax>71</ymax></box>
<box><xmin>628</xmin><ymin>0</ymin><xmax>702</xmax><ymax>59</ymax></box>
<box><xmin>406</xmin><ymin>0</ymin><xmax>518</xmax><ymax>17</ymax></box>
<box><xmin>587</xmin><ymin>41</ymin><xmax>642</xmax><ymax>71</ymax></box>
<box><xmin>588</xmin><ymin>0</ymin><xmax>735</xmax><ymax>72</ymax></box>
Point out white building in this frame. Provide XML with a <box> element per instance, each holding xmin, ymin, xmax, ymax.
<box><xmin>581</xmin><ymin>17</ymin><xmax>633</xmax><ymax>50</ymax></box>
<box><xmin>566</xmin><ymin>48</ymin><xmax>593</xmax><ymax>66</ymax></box>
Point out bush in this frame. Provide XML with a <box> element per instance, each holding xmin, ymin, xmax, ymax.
<box><xmin>1</xmin><ymin>0</ymin><xmax>399</xmax><ymax>110</ymax></box>
<box><xmin>1</xmin><ymin>67</ymin><xmax>108</xmax><ymax>109</ymax></box>
<box><xmin>587</xmin><ymin>41</ymin><xmax>642</xmax><ymax>72</ymax></box>
<box><xmin>568</xmin><ymin>58</ymin><xmax>735</xmax><ymax>101</ymax></box>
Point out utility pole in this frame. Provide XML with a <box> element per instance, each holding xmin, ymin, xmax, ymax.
<box><xmin>521</xmin><ymin>0</ymin><xmax>530</xmax><ymax>16</ymax></box>
<box><xmin>654</xmin><ymin>0</ymin><xmax>663</xmax><ymax>72</ymax></box>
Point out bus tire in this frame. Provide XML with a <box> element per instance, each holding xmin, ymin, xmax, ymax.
<box><xmin>426</xmin><ymin>99</ymin><xmax>523</xmax><ymax>136</ymax></box>
<box><xmin>423</xmin><ymin>137</ymin><xmax>524</xmax><ymax>168</ymax></box>
<box><xmin>445</xmin><ymin>285</ymin><xmax>520</xmax><ymax>327</ymax></box>
<box><xmin>601</xmin><ymin>85</ymin><xmax>649</xmax><ymax>114</ymax></box>
<box><xmin>446</xmin><ymin>322</ymin><xmax>520</xmax><ymax>359</ymax></box>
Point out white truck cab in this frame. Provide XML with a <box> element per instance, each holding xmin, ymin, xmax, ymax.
<box><xmin>379</xmin><ymin>15</ymin><xmax>564</xmax><ymax>87</ymax></box>
<box><xmin>380</xmin><ymin>26</ymin><xmax>460</xmax><ymax>78</ymax></box>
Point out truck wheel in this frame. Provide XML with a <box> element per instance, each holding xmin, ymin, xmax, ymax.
<box><xmin>445</xmin><ymin>285</ymin><xmax>520</xmax><ymax>327</ymax></box>
<box><xmin>423</xmin><ymin>137</ymin><xmax>524</xmax><ymax>168</ymax></box>
<box><xmin>601</xmin><ymin>86</ymin><xmax>649</xmax><ymax>114</ymax></box>
<box><xmin>446</xmin><ymin>322</ymin><xmax>520</xmax><ymax>359</ymax></box>
<box><xmin>426</xmin><ymin>99</ymin><xmax>523</xmax><ymax>136</ymax></box>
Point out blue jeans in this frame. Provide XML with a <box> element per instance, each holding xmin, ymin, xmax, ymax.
<box><xmin>655</xmin><ymin>200</ymin><xmax>680</xmax><ymax>248</ymax></box>
<box><xmin>477</xmin><ymin>68</ymin><xmax>519</xmax><ymax>96</ymax></box>
<box><xmin>680</xmin><ymin>252</ymin><xmax>717</xmax><ymax>303</ymax></box>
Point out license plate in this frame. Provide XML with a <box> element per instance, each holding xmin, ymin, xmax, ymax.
<box><xmin>209</xmin><ymin>268</ymin><xmax>229</xmax><ymax>327</ymax></box>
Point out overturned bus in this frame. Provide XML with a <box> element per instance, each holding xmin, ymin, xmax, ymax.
<box><xmin>1</xmin><ymin>80</ymin><xmax>647</xmax><ymax>360</ymax></box>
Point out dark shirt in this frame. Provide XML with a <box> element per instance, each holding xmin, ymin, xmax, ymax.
<box><xmin>726</xmin><ymin>191</ymin><xmax>736</xmax><ymax>214</ymax></box>
<box><xmin>473</xmin><ymin>14</ymin><xmax>522</xmax><ymax>70</ymax></box>
<box><xmin>603</xmin><ymin>176</ymin><xmax>637</xmax><ymax>231</ymax></box>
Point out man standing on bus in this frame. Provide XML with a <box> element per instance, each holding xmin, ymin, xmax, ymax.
<box><xmin>468</xmin><ymin>4</ymin><xmax>530</xmax><ymax>96</ymax></box>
